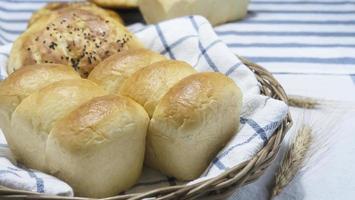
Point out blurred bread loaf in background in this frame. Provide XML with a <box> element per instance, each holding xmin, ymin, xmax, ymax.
<box><xmin>138</xmin><ymin>0</ymin><xmax>250</xmax><ymax>26</ymax></box>
<box><xmin>90</xmin><ymin>0</ymin><xmax>139</xmax><ymax>8</ymax></box>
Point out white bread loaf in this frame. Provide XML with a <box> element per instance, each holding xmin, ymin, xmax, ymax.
<box><xmin>0</xmin><ymin>64</ymin><xmax>150</xmax><ymax>197</ymax></box>
<box><xmin>146</xmin><ymin>72</ymin><xmax>242</xmax><ymax>180</ymax></box>
<box><xmin>11</xmin><ymin>79</ymin><xmax>107</xmax><ymax>171</ymax></box>
<box><xmin>46</xmin><ymin>95</ymin><xmax>149</xmax><ymax>197</ymax></box>
<box><xmin>138</xmin><ymin>0</ymin><xmax>250</xmax><ymax>26</ymax></box>
<box><xmin>0</xmin><ymin>64</ymin><xmax>80</xmax><ymax>161</ymax></box>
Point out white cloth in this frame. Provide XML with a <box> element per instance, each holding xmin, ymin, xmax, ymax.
<box><xmin>0</xmin><ymin>15</ymin><xmax>288</xmax><ymax>196</ymax></box>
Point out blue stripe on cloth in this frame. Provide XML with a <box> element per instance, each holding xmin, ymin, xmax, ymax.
<box><xmin>240</xmin><ymin>20</ymin><xmax>355</xmax><ymax>25</ymax></box>
<box><xmin>26</xmin><ymin>169</ymin><xmax>45</xmax><ymax>193</ymax></box>
<box><xmin>0</xmin><ymin>18</ymin><xmax>28</xmax><ymax>23</ymax></box>
<box><xmin>251</xmin><ymin>0</ymin><xmax>355</xmax><ymax>5</ymax></box>
<box><xmin>226</xmin><ymin>43</ymin><xmax>355</xmax><ymax>48</ymax></box>
<box><xmin>160</xmin><ymin>35</ymin><xmax>198</xmax><ymax>55</ymax></box>
<box><xmin>246</xmin><ymin>56</ymin><xmax>355</xmax><ymax>64</ymax></box>
<box><xmin>17</xmin><ymin>164</ymin><xmax>45</xmax><ymax>193</ymax></box>
<box><xmin>0</xmin><ymin>33</ymin><xmax>15</xmax><ymax>43</ymax></box>
<box><xmin>0</xmin><ymin>6</ymin><xmax>37</xmax><ymax>12</ymax></box>
<box><xmin>250</xmin><ymin>10</ymin><xmax>355</xmax><ymax>14</ymax></box>
<box><xmin>243</xmin><ymin>118</ymin><xmax>268</xmax><ymax>143</ymax></box>
<box><xmin>155</xmin><ymin>24</ymin><xmax>175</xmax><ymax>59</ymax></box>
<box><xmin>351</xmin><ymin>75</ymin><xmax>355</xmax><ymax>84</ymax></box>
<box><xmin>189</xmin><ymin>16</ymin><xmax>220</xmax><ymax>72</ymax></box>
<box><xmin>216</xmin><ymin>31</ymin><xmax>355</xmax><ymax>37</ymax></box>
<box><xmin>0</xmin><ymin>28</ymin><xmax>24</xmax><ymax>35</ymax></box>
<box><xmin>225</xmin><ymin>63</ymin><xmax>241</xmax><ymax>76</ymax></box>
<box><xmin>0</xmin><ymin>170</ymin><xmax>20</xmax><ymax>177</ymax></box>
<box><xmin>212</xmin><ymin>120</ymin><xmax>281</xmax><ymax>170</ymax></box>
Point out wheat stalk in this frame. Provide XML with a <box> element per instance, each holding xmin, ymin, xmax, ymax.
<box><xmin>270</xmin><ymin>125</ymin><xmax>313</xmax><ymax>199</ymax></box>
<box><xmin>288</xmin><ymin>95</ymin><xmax>319</xmax><ymax>109</ymax></box>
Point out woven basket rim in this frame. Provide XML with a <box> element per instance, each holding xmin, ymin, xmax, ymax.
<box><xmin>0</xmin><ymin>56</ymin><xmax>293</xmax><ymax>200</ymax></box>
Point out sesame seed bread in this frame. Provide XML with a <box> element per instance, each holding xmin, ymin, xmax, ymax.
<box><xmin>7</xmin><ymin>2</ymin><xmax>142</xmax><ymax>77</ymax></box>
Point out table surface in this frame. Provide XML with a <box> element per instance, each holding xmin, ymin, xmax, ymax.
<box><xmin>1</xmin><ymin>0</ymin><xmax>355</xmax><ymax>199</ymax></box>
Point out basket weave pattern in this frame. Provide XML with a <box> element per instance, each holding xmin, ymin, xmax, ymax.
<box><xmin>0</xmin><ymin>57</ymin><xmax>293</xmax><ymax>200</ymax></box>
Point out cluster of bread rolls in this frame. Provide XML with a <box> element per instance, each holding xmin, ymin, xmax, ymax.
<box><xmin>0</xmin><ymin>2</ymin><xmax>242</xmax><ymax>198</ymax></box>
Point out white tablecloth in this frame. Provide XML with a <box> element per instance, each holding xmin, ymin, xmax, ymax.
<box><xmin>1</xmin><ymin>0</ymin><xmax>355</xmax><ymax>199</ymax></box>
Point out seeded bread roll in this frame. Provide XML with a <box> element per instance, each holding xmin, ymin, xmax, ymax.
<box><xmin>0</xmin><ymin>64</ymin><xmax>80</xmax><ymax>160</ymax></box>
<box><xmin>47</xmin><ymin>95</ymin><xmax>149</xmax><ymax>198</ymax></box>
<box><xmin>8</xmin><ymin>2</ymin><xmax>142</xmax><ymax>77</ymax></box>
<box><xmin>88</xmin><ymin>49</ymin><xmax>166</xmax><ymax>93</ymax></box>
<box><xmin>146</xmin><ymin>72</ymin><xmax>242</xmax><ymax>180</ymax></box>
<box><xmin>119</xmin><ymin>60</ymin><xmax>196</xmax><ymax>117</ymax></box>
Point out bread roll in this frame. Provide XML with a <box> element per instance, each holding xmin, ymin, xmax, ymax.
<box><xmin>11</xmin><ymin>79</ymin><xmax>107</xmax><ymax>171</ymax></box>
<box><xmin>90</xmin><ymin>0</ymin><xmax>138</xmax><ymax>8</ymax></box>
<box><xmin>88</xmin><ymin>49</ymin><xmax>166</xmax><ymax>93</ymax></box>
<box><xmin>46</xmin><ymin>95</ymin><xmax>149</xmax><ymax>198</ymax></box>
<box><xmin>0</xmin><ymin>64</ymin><xmax>80</xmax><ymax>160</ymax></box>
<box><xmin>8</xmin><ymin>2</ymin><xmax>142</xmax><ymax>77</ymax></box>
<box><xmin>138</xmin><ymin>0</ymin><xmax>250</xmax><ymax>26</ymax></box>
<box><xmin>146</xmin><ymin>72</ymin><xmax>242</xmax><ymax>180</ymax></box>
<box><xmin>119</xmin><ymin>60</ymin><xmax>196</xmax><ymax>117</ymax></box>
<box><xmin>28</xmin><ymin>2</ymin><xmax>124</xmax><ymax>28</ymax></box>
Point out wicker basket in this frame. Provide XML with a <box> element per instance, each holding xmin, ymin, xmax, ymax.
<box><xmin>0</xmin><ymin>57</ymin><xmax>293</xmax><ymax>200</ymax></box>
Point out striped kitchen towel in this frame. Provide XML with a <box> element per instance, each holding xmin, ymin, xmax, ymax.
<box><xmin>0</xmin><ymin>15</ymin><xmax>288</xmax><ymax>195</ymax></box>
<box><xmin>1</xmin><ymin>0</ymin><xmax>355</xmax><ymax>76</ymax></box>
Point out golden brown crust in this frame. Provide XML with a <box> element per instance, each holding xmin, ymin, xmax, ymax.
<box><xmin>10</xmin><ymin>79</ymin><xmax>107</xmax><ymax>170</ymax></box>
<box><xmin>28</xmin><ymin>2</ymin><xmax>124</xmax><ymax>28</ymax></box>
<box><xmin>90</xmin><ymin>0</ymin><xmax>138</xmax><ymax>8</ymax></box>
<box><xmin>88</xmin><ymin>49</ymin><xmax>166</xmax><ymax>93</ymax></box>
<box><xmin>51</xmin><ymin>95</ymin><xmax>149</xmax><ymax>152</ymax></box>
<box><xmin>0</xmin><ymin>64</ymin><xmax>81</xmax><ymax>165</ymax></box>
<box><xmin>0</xmin><ymin>64</ymin><xmax>79</xmax><ymax>98</ymax></box>
<box><xmin>119</xmin><ymin>60</ymin><xmax>196</xmax><ymax>117</ymax></box>
<box><xmin>8</xmin><ymin>2</ymin><xmax>142</xmax><ymax>77</ymax></box>
<box><xmin>46</xmin><ymin>94</ymin><xmax>149</xmax><ymax>197</ymax></box>
<box><xmin>146</xmin><ymin>72</ymin><xmax>243</xmax><ymax>180</ymax></box>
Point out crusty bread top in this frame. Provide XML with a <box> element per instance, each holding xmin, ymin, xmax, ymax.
<box><xmin>50</xmin><ymin>95</ymin><xmax>149</xmax><ymax>152</ymax></box>
<box><xmin>0</xmin><ymin>64</ymin><xmax>79</xmax><ymax>99</ymax></box>
<box><xmin>152</xmin><ymin>72</ymin><xmax>242</xmax><ymax>132</ymax></box>
<box><xmin>88</xmin><ymin>49</ymin><xmax>166</xmax><ymax>93</ymax></box>
<box><xmin>12</xmin><ymin>79</ymin><xmax>107</xmax><ymax>134</ymax></box>
<box><xmin>28</xmin><ymin>2</ymin><xmax>124</xmax><ymax>28</ymax></box>
<box><xmin>119</xmin><ymin>60</ymin><xmax>196</xmax><ymax>117</ymax></box>
<box><xmin>8</xmin><ymin>2</ymin><xmax>142</xmax><ymax>77</ymax></box>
